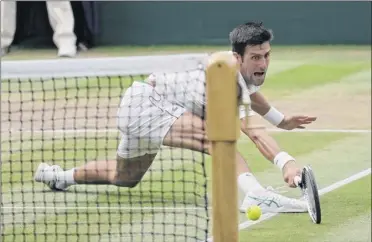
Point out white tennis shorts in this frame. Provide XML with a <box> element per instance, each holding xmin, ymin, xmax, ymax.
<box><xmin>116</xmin><ymin>81</ymin><xmax>186</xmax><ymax>159</ymax></box>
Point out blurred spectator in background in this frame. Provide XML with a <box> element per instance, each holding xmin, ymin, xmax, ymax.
<box><xmin>1</xmin><ymin>1</ymin><xmax>77</xmax><ymax>57</ymax></box>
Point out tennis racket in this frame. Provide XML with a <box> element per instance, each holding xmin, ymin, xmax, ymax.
<box><xmin>294</xmin><ymin>165</ymin><xmax>322</xmax><ymax>224</ymax></box>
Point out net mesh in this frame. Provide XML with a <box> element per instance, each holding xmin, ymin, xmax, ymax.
<box><xmin>1</xmin><ymin>55</ymin><xmax>211</xmax><ymax>242</ymax></box>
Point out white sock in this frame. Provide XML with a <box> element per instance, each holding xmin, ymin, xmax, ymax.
<box><xmin>57</xmin><ymin>168</ymin><xmax>76</xmax><ymax>186</ymax></box>
<box><xmin>238</xmin><ymin>172</ymin><xmax>265</xmax><ymax>194</ymax></box>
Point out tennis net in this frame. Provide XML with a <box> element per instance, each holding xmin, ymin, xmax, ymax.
<box><xmin>1</xmin><ymin>54</ymin><xmax>213</xmax><ymax>242</ymax></box>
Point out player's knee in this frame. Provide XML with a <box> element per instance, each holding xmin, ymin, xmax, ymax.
<box><xmin>112</xmin><ymin>172</ymin><xmax>142</xmax><ymax>188</ymax></box>
<box><xmin>111</xmin><ymin>167</ymin><xmax>145</xmax><ymax>188</ymax></box>
<box><xmin>112</xmin><ymin>154</ymin><xmax>154</xmax><ymax>188</ymax></box>
<box><xmin>114</xmin><ymin>179</ymin><xmax>140</xmax><ymax>188</ymax></box>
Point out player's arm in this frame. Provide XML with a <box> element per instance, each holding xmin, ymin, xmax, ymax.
<box><xmin>250</xmin><ymin>91</ymin><xmax>317</xmax><ymax>130</ymax></box>
<box><xmin>240</xmin><ymin>115</ymin><xmax>292</xmax><ymax>166</ymax></box>
<box><xmin>240</xmin><ymin>115</ymin><xmax>299</xmax><ymax>187</ymax></box>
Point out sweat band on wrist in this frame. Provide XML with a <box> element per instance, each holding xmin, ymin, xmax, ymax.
<box><xmin>263</xmin><ymin>107</ymin><xmax>285</xmax><ymax>126</ymax></box>
<box><xmin>274</xmin><ymin>151</ymin><xmax>295</xmax><ymax>170</ymax></box>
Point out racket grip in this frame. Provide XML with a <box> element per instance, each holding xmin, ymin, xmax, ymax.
<box><xmin>294</xmin><ymin>176</ymin><xmax>301</xmax><ymax>187</ymax></box>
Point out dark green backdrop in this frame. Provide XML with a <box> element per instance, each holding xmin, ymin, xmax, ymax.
<box><xmin>96</xmin><ymin>1</ymin><xmax>371</xmax><ymax>46</ymax></box>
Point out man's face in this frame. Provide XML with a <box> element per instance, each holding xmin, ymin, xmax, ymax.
<box><xmin>235</xmin><ymin>41</ymin><xmax>271</xmax><ymax>86</ymax></box>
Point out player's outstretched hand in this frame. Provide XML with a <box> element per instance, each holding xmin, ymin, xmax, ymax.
<box><xmin>277</xmin><ymin>115</ymin><xmax>317</xmax><ymax>130</ymax></box>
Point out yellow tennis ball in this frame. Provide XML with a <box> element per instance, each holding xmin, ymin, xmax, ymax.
<box><xmin>246</xmin><ymin>205</ymin><xmax>261</xmax><ymax>221</ymax></box>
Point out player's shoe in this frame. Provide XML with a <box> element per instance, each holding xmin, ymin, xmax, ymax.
<box><xmin>240</xmin><ymin>189</ymin><xmax>307</xmax><ymax>213</ymax></box>
<box><xmin>34</xmin><ymin>163</ymin><xmax>68</xmax><ymax>191</ymax></box>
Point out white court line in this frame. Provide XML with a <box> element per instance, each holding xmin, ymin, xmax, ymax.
<box><xmin>267</xmin><ymin>129</ymin><xmax>371</xmax><ymax>133</ymax></box>
<box><xmin>2</xmin><ymin>128</ymin><xmax>371</xmax><ymax>134</ymax></box>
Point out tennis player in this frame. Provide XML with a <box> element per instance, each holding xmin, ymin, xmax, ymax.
<box><xmin>35</xmin><ymin>22</ymin><xmax>316</xmax><ymax>214</ymax></box>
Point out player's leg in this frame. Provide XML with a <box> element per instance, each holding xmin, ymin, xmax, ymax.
<box><xmin>54</xmin><ymin>111</ymin><xmax>255</xmax><ymax>190</ymax></box>
<box><xmin>34</xmin><ymin>109</ymin><xmax>254</xmax><ymax>190</ymax></box>
<box><xmin>34</xmin><ymin>153</ymin><xmax>156</xmax><ymax>190</ymax></box>
<box><xmin>35</xmin><ymin>82</ymin><xmax>160</xmax><ymax>190</ymax></box>
<box><xmin>72</xmin><ymin>154</ymin><xmax>156</xmax><ymax>187</ymax></box>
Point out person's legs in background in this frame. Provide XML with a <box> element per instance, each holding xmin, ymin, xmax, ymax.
<box><xmin>1</xmin><ymin>1</ymin><xmax>17</xmax><ymax>56</ymax></box>
<box><xmin>46</xmin><ymin>1</ymin><xmax>77</xmax><ymax>57</ymax></box>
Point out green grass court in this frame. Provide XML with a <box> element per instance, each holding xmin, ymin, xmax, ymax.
<box><xmin>1</xmin><ymin>46</ymin><xmax>371</xmax><ymax>241</ymax></box>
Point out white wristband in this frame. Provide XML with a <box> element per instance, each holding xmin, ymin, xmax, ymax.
<box><xmin>263</xmin><ymin>107</ymin><xmax>285</xmax><ymax>126</ymax></box>
<box><xmin>274</xmin><ymin>152</ymin><xmax>295</xmax><ymax>170</ymax></box>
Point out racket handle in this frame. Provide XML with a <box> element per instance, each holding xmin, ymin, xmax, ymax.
<box><xmin>294</xmin><ymin>176</ymin><xmax>302</xmax><ymax>187</ymax></box>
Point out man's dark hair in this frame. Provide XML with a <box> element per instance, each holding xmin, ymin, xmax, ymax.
<box><xmin>229</xmin><ymin>22</ymin><xmax>273</xmax><ymax>56</ymax></box>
